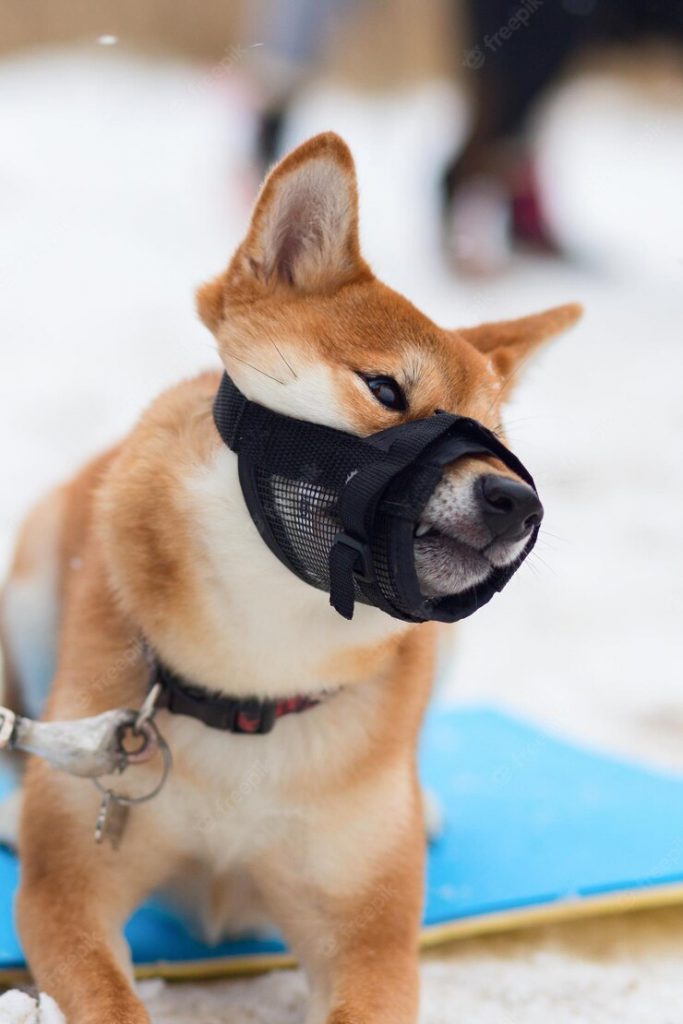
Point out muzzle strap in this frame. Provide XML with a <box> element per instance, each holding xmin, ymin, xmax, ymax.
<box><xmin>327</xmin><ymin>416</ymin><xmax>466</xmax><ymax>620</ymax></box>
<box><xmin>329</xmin><ymin>538</ymin><xmax>365</xmax><ymax>620</ymax></box>
<box><xmin>213</xmin><ymin>374</ymin><xmax>252</xmax><ymax>451</ymax></box>
<box><xmin>212</xmin><ymin>371</ymin><xmax>541</xmax><ymax>625</ymax></box>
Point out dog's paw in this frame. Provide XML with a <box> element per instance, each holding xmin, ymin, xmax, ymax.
<box><xmin>0</xmin><ymin>990</ymin><xmax>64</xmax><ymax>1023</ymax></box>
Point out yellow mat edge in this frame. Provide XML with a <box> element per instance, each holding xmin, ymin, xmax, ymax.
<box><xmin>2</xmin><ymin>882</ymin><xmax>683</xmax><ymax>988</ymax></box>
<box><xmin>419</xmin><ymin>880</ymin><xmax>683</xmax><ymax>947</ymax></box>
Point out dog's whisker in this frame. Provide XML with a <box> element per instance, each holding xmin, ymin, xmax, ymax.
<box><xmin>269</xmin><ymin>338</ymin><xmax>298</xmax><ymax>380</ymax></box>
<box><xmin>537</xmin><ymin>530</ymin><xmax>568</xmax><ymax>544</ymax></box>
<box><xmin>520</xmin><ymin>555</ymin><xmax>542</xmax><ymax>578</ymax></box>
<box><xmin>213</xmin><ymin>342</ymin><xmax>287</xmax><ymax>386</ymax></box>
<box><xmin>527</xmin><ymin>550</ymin><xmax>557</xmax><ymax>576</ymax></box>
<box><xmin>535</xmin><ymin>539</ymin><xmax>563</xmax><ymax>555</ymax></box>
<box><xmin>229</xmin><ymin>353</ymin><xmax>287</xmax><ymax>386</ymax></box>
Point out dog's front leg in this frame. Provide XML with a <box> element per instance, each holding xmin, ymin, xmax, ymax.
<box><xmin>16</xmin><ymin>755</ymin><xmax>175</xmax><ymax>1024</ymax></box>
<box><xmin>258</xmin><ymin>770</ymin><xmax>425</xmax><ymax>1024</ymax></box>
<box><xmin>13</xmin><ymin>564</ymin><xmax>178</xmax><ymax>1024</ymax></box>
<box><xmin>309</xmin><ymin>879</ymin><xmax>422</xmax><ymax>1024</ymax></box>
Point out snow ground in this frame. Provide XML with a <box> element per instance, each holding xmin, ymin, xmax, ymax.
<box><xmin>1</xmin><ymin>45</ymin><xmax>683</xmax><ymax>1022</ymax></box>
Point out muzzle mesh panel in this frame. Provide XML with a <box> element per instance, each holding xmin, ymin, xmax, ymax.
<box><xmin>252</xmin><ymin>455</ymin><xmax>397</xmax><ymax>609</ymax></box>
<box><xmin>215</xmin><ymin>372</ymin><xmax>540</xmax><ymax>624</ymax></box>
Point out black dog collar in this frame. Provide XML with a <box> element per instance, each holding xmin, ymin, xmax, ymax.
<box><xmin>151</xmin><ymin>659</ymin><xmax>327</xmax><ymax>735</ymax></box>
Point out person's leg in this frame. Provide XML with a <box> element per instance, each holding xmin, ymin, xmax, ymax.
<box><xmin>248</xmin><ymin>0</ymin><xmax>358</xmax><ymax>173</ymax></box>
<box><xmin>443</xmin><ymin>0</ymin><xmax>593</xmax><ymax>269</ymax></box>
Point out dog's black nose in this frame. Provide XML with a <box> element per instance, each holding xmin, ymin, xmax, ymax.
<box><xmin>478</xmin><ymin>475</ymin><xmax>543</xmax><ymax>541</ymax></box>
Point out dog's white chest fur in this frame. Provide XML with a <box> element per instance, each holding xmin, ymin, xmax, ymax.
<box><xmin>123</xmin><ymin>448</ymin><xmax>414</xmax><ymax>942</ymax></box>
<box><xmin>178</xmin><ymin>445</ymin><xmax>405</xmax><ymax>697</ymax></box>
<box><xmin>147</xmin><ymin>685</ymin><xmax>413</xmax><ymax>943</ymax></box>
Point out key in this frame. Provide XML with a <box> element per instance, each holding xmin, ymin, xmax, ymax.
<box><xmin>94</xmin><ymin>790</ymin><xmax>130</xmax><ymax>849</ymax></box>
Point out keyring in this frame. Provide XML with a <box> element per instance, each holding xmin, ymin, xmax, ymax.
<box><xmin>116</xmin><ymin>717</ymin><xmax>161</xmax><ymax>765</ymax></box>
<box><xmin>93</xmin><ymin>718</ymin><xmax>172</xmax><ymax>806</ymax></box>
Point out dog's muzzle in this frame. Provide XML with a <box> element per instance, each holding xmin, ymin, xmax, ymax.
<box><xmin>213</xmin><ymin>373</ymin><xmax>540</xmax><ymax>623</ymax></box>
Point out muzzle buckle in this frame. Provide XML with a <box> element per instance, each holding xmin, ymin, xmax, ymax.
<box><xmin>328</xmin><ymin>532</ymin><xmax>375</xmax><ymax>621</ymax></box>
<box><xmin>332</xmin><ymin>532</ymin><xmax>373</xmax><ymax>583</ymax></box>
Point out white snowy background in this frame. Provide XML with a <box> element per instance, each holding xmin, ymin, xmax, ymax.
<box><xmin>1</xmin><ymin>44</ymin><xmax>683</xmax><ymax>1022</ymax></box>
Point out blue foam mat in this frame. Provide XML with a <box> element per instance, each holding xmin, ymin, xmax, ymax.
<box><xmin>2</xmin><ymin>706</ymin><xmax>683</xmax><ymax>973</ymax></box>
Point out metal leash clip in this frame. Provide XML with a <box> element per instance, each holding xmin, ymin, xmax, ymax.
<box><xmin>0</xmin><ymin>683</ymin><xmax>171</xmax><ymax>849</ymax></box>
<box><xmin>92</xmin><ymin>687</ymin><xmax>171</xmax><ymax>848</ymax></box>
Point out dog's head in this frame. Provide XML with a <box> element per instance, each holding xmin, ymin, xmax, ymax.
<box><xmin>198</xmin><ymin>133</ymin><xmax>581</xmax><ymax>601</ymax></box>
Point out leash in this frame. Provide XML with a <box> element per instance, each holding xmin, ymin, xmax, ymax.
<box><xmin>0</xmin><ymin>688</ymin><xmax>171</xmax><ymax>849</ymax></box>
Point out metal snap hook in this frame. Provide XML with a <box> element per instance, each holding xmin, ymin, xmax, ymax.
<box><xmin>115</xmin><ymin>717</ymin><xmax>159</xmax><ymax>765</ymax></box>
<box><xmin>94</xmin><ymin>718</ymin><xmax>172</xmax><ymax>806</ymax></box>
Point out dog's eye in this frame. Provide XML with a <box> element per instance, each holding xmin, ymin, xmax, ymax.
<box><xmin>360</xmin><ymin>374</ymin><xmax>407</xmax><ymax>412</ymax></box>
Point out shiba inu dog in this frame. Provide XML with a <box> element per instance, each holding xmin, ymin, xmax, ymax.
<box><xmin>0</xmin><ymin>132</ymin><xmax>580</xmax><ymax>1024</ymax></box>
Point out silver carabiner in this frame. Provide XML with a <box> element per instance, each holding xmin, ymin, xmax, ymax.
<box><xmin>0</xmin><ymin>695</ymin><xmax>172</xmax><ymax>850</ymax></box>
<box><xmin>94</xmin><ymin>717</ymin><xmax>171</xmax><ymax>805</ymax></box>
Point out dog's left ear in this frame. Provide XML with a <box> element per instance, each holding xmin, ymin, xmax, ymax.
<box><xmin>456</xmin><ymin>303</ymin><xmax>583</xmax><ymax>392</ymax></box>
<box><xmin>198</xmin><ymin>132</ymin><xmax>370</xmax><ymax>329</ymax></box>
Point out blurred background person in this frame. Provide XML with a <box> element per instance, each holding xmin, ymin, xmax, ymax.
<box><xmin>245</xmin><ymin>0</ymin><xmax>362</xmax><ymax>175</ymax></box>
<box><xmin>242</xmin><ymin>0</ymin><xmax>683</xmax><ymax>274</ymax></box>
<box><xmin>443</xmin><ymin>0</ymin><xmax>683</xmax><ymax>273</ymax></box>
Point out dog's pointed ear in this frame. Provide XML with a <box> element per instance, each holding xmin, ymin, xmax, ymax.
<box><xmin>242</xmin><ymin>131</ymin><xmax>369</xmax><ymax>291</ymax></box>
<box><xmin>456</xmin><ymin>303</ymin><xmax>583</xmax><ymax>392</ymax></box>
<box><xmin>197</xmin><ymin>133</ymin><xmax>370</xmax><ymax>329</ymax></box>
<box><xmin>240</xmin><ymin>131</ymin><xmax>368</xmax><ymax>292</ymax></box>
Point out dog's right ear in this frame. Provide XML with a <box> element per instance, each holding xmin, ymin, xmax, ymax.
<box><xmin>198</xmin><ymin>133</ymin><xmax>370</xmax><ymax>329</ymax></box>
<box><xmin>456</xmin><ymin>303</ymin><xmax>583</xmax><ymax>396</ymax></box>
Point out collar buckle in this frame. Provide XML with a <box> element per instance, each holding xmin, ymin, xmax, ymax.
<box><xmin>231</xmin><ymin>698</ymin><xmax>277</xmax><ymax>735</ymax></box>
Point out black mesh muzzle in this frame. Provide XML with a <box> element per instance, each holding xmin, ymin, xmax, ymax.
<box><xmin>213</xmin><ymin>373</ymin><xmax>540</xmax><ymax>623</ymax></box>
